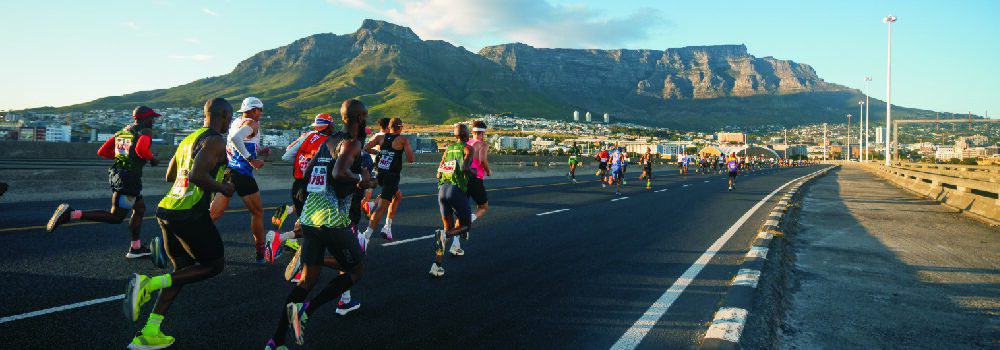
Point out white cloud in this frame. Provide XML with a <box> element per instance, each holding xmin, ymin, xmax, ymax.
<box><xmin>184</xmin><ymin>37</ymin><xmax>201</xmax><ymax>44</ymax></box>
<box><xmin>122</xmin><ymin>21</ymin><xmax>140</xmax><ymax>31</ymax></box>
<box><xmin>202</xmin><ymin>7</ymin><xmax>219</xmax><ymax>17</ymax></box>
<box><xmin>331</xmin><ymin>0</ymin><xmax>664</xmax><ymax>49</ymax></box>
<box><xmin>168</xmin><ymin>54</ymin><xmax>213</xmax><ymax>61</ymax></box>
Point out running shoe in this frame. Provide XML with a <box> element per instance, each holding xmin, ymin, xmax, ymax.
<box><xmin>336</xmin><ymin>300</ymin><xmax>361</xmax><ymax>316</ymax></box>
<box><xmin>271</xmin><ymin>204</ymin><xmax>293</xmax><ymax>230</ymax></box>
<box><xmin>256</xmin><ymin>251</ymin><xmax>266</xmax><ymax>265</ymax></box>
<box><xmin>291</xmin><ymin>271</ymin><xmax>302</xmax><ymax>284</ymax></box>
<box><xmin>264</xmin><ymin>339</ymin><xmax>289</xmax><ymax>350</ymax></box>
<box><xmin>434</xmin><ymin>229</ymin><xmax>446</xmax><ymax>257</ymax></box>
<box><xmin>449</xmin><ymin>244</ymin><xmax>465</xmax><ymax>257</ymax></box>
<box><xmin>126</xmin><ymin>245</ymin><xmax>152</xmax><ymax>259</ymax></box>
<box><xmin>429</xmin><ymin>262</ymin><xmax>445</xmax><ymax>277</ymax></box>
<box><xmin>47</xmin><ymin>203</ymin><xmax>72</xmax><ymax>232</ymax></box>
<box><xmin>361</xmin><ymin>200</ymin><xmax>371</xmax><ymax>216</ymax></box>
<box><xmin>127</xmin><ymin>330</ymin><xmax>175</xmax><ymax>350</ymax></box>
<box><xmin>357</xmin><ymin>232</ymin><xmax>369</xmax><ymax>253</ymax></box>
<box><xmin>150</xmin><ymin>237</ymin><xmax>167</xmax><ymax>269</ymax></box>
<box><xmin>264</xmin><ymin>230</ymin><xmax>283</xmax><ymax>264</ymax></box>
<box><xmin>284</xmin><ymin>249</ymin><xmax>302</xmax><ymax>282</ymax></box>
<box><xmin>123</xmin><ymin>273</ymin><xmax>153</xmax><ymax>322</ymax></box>
<box><xmin>283</xmin><ymin>238</ymin><xmax>300</xmax><ymax>252</ymax></box>
<box><xmin>287</xmin><ymin>302</ymin><xmax>309</xmax><ymax>345</ymax></box>
<box><xmin>381</xmin><ymin>225</ymin><xmax>393</xmax><ymax>241</ymax></box>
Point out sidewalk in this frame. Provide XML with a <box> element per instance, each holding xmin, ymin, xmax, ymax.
<box><xmin>780</xmin><ymin>166</ymin><xmax>998</xmax><ymax>349</ymax></box>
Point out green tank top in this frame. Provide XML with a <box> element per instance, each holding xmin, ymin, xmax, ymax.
<box><xmin>158</xmin><ymin>128</ymin><xmax>225</xmax><ymax>214</ymax></box>
<box><xmin>568</xmin><ymin>155</ymin><xmax>578</xmax><ymax>165</ymax></box>
<box><xmin>298</xmin><ymin>134</ymin><xmax>355</xmax><ymax>229</ymax></box>
<box><xmin>438</xmin><ymin>142</ymin><xmax>468</xmax><ymax>191</ymax></box>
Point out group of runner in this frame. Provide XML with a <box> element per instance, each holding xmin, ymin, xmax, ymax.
<box><xmin>44</xmin><ymin>97</ymin><xmax>494</xmax><ymax>350</ymax></box>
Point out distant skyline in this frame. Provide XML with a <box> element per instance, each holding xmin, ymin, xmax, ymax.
<box><xmin>1</xmin><ymin>0</ymin><xmax>997</xmax><ymax>117</ymax></box>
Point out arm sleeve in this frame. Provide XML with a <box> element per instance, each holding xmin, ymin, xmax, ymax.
<box><xmin>135</xmin><ymin>135</ymin><xmax>154</xmax><ymax>160</ymax></box>
<box><xmin>96</xmin><ymin>137</ymin><xmax>116</xmax><ymax>159</ymax></box>
<box><xmin>282</xmin><ymin>133</ymin><xmax>306</xmax><ymax>161</ymax></box>
<box><xmin>228</xmin><ymin>125</ymin><xmax>253</xmax><ymax>159</ymax></box>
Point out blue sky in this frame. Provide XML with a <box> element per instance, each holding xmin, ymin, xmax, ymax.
<box><xmin>1</xmin><ymin>0</ymin><xmax>997</xmax><ymax>116</ymax></box>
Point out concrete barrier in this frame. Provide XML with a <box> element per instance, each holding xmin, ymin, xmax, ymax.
<box><xmin>827</xmin><ymin>161</ymin><xmax>999</xmax><ymax>225</ymax></box>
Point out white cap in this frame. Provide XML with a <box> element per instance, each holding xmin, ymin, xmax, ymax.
<box><xmin>237</xmin><ymin>97</ymin><xmax>263</xmax><ymax>113</ymax></box>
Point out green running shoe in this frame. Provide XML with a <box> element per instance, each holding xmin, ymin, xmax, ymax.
<box><xmin>123</xmin><ymin>274</ymin><xmax>153</xmax><ymax>322</ymax></box>
<box><xmin>283</xmin><ymin>238</ymin><xmax>300</xmax><ymax>251</ymax></box>
<box><xmin>271</xmin><ymin>204</ymin><xmax>293</xmax><ymax>230</ymax></box>
<box><xmin>127</xmin><ymin>330</ymin><xmax>174</xmax><ymax>350</ymax></box>
<box><xmin>287</xmin><ymin>302</ymin><xmax>309</xmax><ymax>345</ymax></box>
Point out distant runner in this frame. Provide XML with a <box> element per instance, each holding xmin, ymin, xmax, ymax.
<box><xmin>567</xmin><ymin>153</ymin><xmax>579</xmax><ymax>183</ymax></box>
<box><xmin>609</xmin><ymin>147</ymin><xmax>625</xmax><ymax>195</ymax></box>
<box><xmin>450</xmin><ymin>120</ymin><xmax>490</xmax><ymax>256</ymax></box>
<box><xmin>727</xmin><ymin>153</ymin><xmax>740</xmax><ymax>191</ymax></box>
<box><xmin>122</xmin><ymin>98</ymin><xmax>235</xmax><ymax>350</ymax></box>
<box><xmin>47</xmin><ymin>106</ymin><xmax>161</xmax><ymax>259</ymax></box>
<box><xmin>596</xmin><ymin>149</ymin><xmax>609</xmax><ymax>187</ymax></box>
<box><xmin>639</xmin><ymin>147</ymin><xmax>653</xmax><ymax>190</ymax></box>
<box><xmin>362</xmin><ymin>117</ymin><xmax>415</xmax><ymax>242</ymax></box>
<box><xmin>680</xmin><ymin>153</ymin><xmax>690</xmax><ymax>175</ymax></box>
<box><xmin>430</xmin><ymin>123</ymin><xmax>474</xmax><ymax>277</ymax></box>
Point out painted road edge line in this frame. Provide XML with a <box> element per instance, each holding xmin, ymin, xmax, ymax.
<box><xmin>536</xmin><ymin>209</ymin><xmax>570</xmax><ymax>216</ymax></box>
<box><xmin>381</xmin><ymin>234</ymin><xmax>435</xmax><ymax>246</ymax></box>
<box><xmin>611</xmin><ymin>197</ymin><xmax>630</xmax><ymax>202</ymax></box>
<box><xmin>0</xmin><ymin>294</ymin><xmax>125</xmax><ymax>324</ymax></box>
<box><xmin>610</xmin><ymin>166</ymin><xmax>831</xmax><ymax>350</ymax></box>
<box><xmin>700</xmin><ymin>165</ymin><xmax>837</xmax><ymax>350</ymax></box>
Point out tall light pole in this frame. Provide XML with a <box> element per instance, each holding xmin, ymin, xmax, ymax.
<box><xmin>864</xmin><ymin>76</ymin><xmax>872</xmax><ymax>161</ymax></box>
<box><xmin>858</xmin><ymin>100</ymin><xmax>865</xmax><ymax>160</ymax></box>
<box><xmin>823</xmin><ymin>123</ymin><xmax>828</xmax><ymax>160</ymax></box>
<box><xmin>883</xmin><ymin>15</ymin><xmax>897</xmax><ymax>165</ymax></box>
<box><xmin>846</xmin><ymin>114</ymin><xmax>853</xmax><ymax>160</ymax></box>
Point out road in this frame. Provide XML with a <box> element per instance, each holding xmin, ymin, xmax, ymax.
<box><xmin>0</xmin><ymin>164</ymin><xmax>825</xmax><ymax>349</ymax></box>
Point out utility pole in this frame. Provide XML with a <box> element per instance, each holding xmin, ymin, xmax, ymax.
<box><xmin>823</xmin><ymin>123</ymin><xmax>828</xmax><ymax>160</ymax></box>
<box><xmin>847</xmin><ymin>114</ymin><xmax>853</xmax><ymax>161</ymax></box>
<box><xmin>784</xmin><ymin>129</ymin><xmax>788</xmax><ymax>159</ymax></box>
<box><xmin>883</xmin><ymin>15</ymin><xmax>897</xmax><ymax>166</ymax></box>
<box><xmin>865</xmin><ymin>76</ymin><xmax>872</xmax><ymax>161</ymax></box>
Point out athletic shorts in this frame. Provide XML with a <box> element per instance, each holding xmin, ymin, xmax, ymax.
<box><xmin>438</xmin><ymin>183</ymin><xmax>471</xmax><ymax>229</ymax></box>
<box><xmin>598</xmin><ymin>162</ymin><xmax>607</xmax><ymax>171</ymax></box>
<box><xmin>291</xmin><ymin>178</ymin><xmax>307</xmax><ymax>214</ymax></box>
<box><xmin>377</xmin><ymin>172</ymin><xmax>400</xmax><ymax>201</ymax></box>
<box><xmin>156</xmin><ymin>212</ymin><xmax>223</xmax><ymax>268</ymax></box>
<box><xmin>466</xmin><ymin>176</ymin><xmax>488</xmax><ymax>206</ymax></box>
<box><xmin>643</xmin><ymin>165</ymin><xmax>652</xmax><ymax>176</ymax></box>
<box><xmin>728</xmin><ymin>170</ymin><xmax>739</xmax><ymax>179</ymax></box>
<box><xmin>231</xmin><ymin>170</ymin><xmax>259</xmax><ymax>197</ymax></box>
<box><xmin>300</xmin><ymin>224</ymin><xmax>363</xmax><ymax>270</ymax></box>
<box><xmin>349</xmin><ymin>187</ymin><xmax>363</xmax><ymax>226</ymax></box>
<box><xmin>611</xmin><ymin>167</ymin><xmax>623</xmax><ymax>179</ymax></box>
<box><xmin>108</xmin><ymin>167</ymin><xmax>142</xmax><ymax>196</ymax></box>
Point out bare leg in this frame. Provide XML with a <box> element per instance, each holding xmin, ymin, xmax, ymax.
<box><xmin>152</xmin><ymin>257</ymin><xmax>225</xmax><ymax>315</ymax></box>
<box><xmin>386</xmin><ymin>190</ymin><xmax>402</xmax><ymax>220</ymax></box>
<box><xmin>242</xmin><ymin>193</ymin><xmax>266</xmax><ymax>255</ymax></box>
<box><xmin>209</xmin><ymin>194</ymin><xmax>230</xmax><ymax>222</ymax></box>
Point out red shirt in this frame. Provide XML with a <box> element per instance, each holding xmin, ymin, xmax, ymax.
<box><xmin>293</xmin><ymin>131</ymin><xmax>330</xmax><ymax>179</ymax></box>
<box><xmin>597</xmin><ymin>150</ymin><xmax>609</xmax><ymax>163</ymax></box>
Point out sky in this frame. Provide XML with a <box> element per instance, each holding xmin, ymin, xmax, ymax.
<box><xmin>1</xmin><ymin>0</ymin><xmax>997</xmax><ymax>116</ymax></box>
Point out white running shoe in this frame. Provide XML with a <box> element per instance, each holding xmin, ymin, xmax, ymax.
<box><xmin>380</xmin><ymin>225</ymin><xmax>393</xmax><ymax>241</ymax></box>
<box><xmin>449</xmin><ymin>244</ymin><xmax>465</xmax><ymax>257</ymax></box>
<box><xmin>429</xmin><ymin>262</ymin><xmax>445</xmax><ymax>277</ymax></box>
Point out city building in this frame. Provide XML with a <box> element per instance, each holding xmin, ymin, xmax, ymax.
<box><xmin>573</xmin><ymin>111</ymin><xmax>579</xmax><ymax>122</ymax></box>
<box><xmin>585</xmin><ymin>112</ymin><xmax>592</xmax><ymax>123</ymax></box>
<box><xmin>603</xmin><ymin>113</ymin><xmax>609</xmax><ymax>124</ymax></box>
<box><xmin>494</xmin><ymin>136</ymin><xmax>532</xmax><ymax>150</ymax></box>
<box><xmin>716</xmin><ymin>132</ymin><xmax>746</xmax><ymax>144</ymax></box>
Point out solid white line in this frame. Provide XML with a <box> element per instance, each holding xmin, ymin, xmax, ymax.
<box><xmin>611</xmin><ymin>197</ymin><xmax>630</xmax><ymax>202</ymax></box>
<box><xmin>381</xmin><ymin>234</ymin><xmax>435</xmax><ymax>246</ymax></box>
<box><xmin>655</xmin><ymin>189</ymin><xmax>668</xmax><ymax>193</ymax></box>
<box><xmin>536</xmin><ymin>209</ymin><xmax>570</xmax><ymax>216</ymax></box>
<box><xmin>0</xmin><ymin>294</ymin><xmax>125</xmax><ymax>324</ymax></box>
<box><xmin>609</xmin><ymin>167</ymin><xmax>829</xmax><ymax>350</ymax></box>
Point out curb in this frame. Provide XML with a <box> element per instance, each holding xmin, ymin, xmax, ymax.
<box><xmin>699</xmin><ymin>165</ymin><xmax>838</xmax><ymax>350</ymax></box>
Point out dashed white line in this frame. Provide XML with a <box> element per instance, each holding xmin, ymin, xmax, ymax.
<box><xmin>611</xmin><ymin>197</ymin><xmax>629</xmax><ymax>202</ymax></box>
<box><xmin>536</xmin><ymin>209</ymin><xmax>570</xmax><ymax>216</ymax></box>
<box><xmin>655</xmin><ymin>189</ymin><xmax>668</xmax><ymax>193</ymax></box>
<box><xmin>381</xmin><ymin>234</ymin><xmax>435</xmax><ymax>246</ymax></box>
<box><xmin>682</xmin><ymin>184</ymin><xmax>690</xmax><ymax>188</ymax></box>
<box><xmin>704</xmin><ymin>180</ymin><xmax>710</xmax><ymax>183</ymax></box>
<box><xmin>0</xmin><ymin>294</ymin><xmax>125</xmax><ymax>324</ymax></box>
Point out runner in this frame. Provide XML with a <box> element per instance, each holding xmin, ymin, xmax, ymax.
<box><xmin>726</xmin><ymin>153</ymin><xmax>740</xmax><ymax>191</ymax></box>
<box><xmin>609</xmin><ymin>147</ymin><xmax>625</xmax><ymax>195</ymax></box>
<box><xmin>361</xmin><ymin>118</ymin><xmax>391</xmax><ymax>217</ymax></box>
<box><xmin>209</xmin><ymin>97</ymin><xmax>270</xmax><ymax>263</ymax></box>
<box><xmin>361</xmin><ymin>117</ymin><xmax>415</xmax><ymax>242</ymax></box>
<box><xmin>122</xmin><ymin>98</ymin><xmax>235</xmax><ymax>349</ymax></box>
<box><xmin>567</xmin><ymin>152</ymin><xmax>579</xmax><ymax>183</ymax></box>
<box><xmin>47</xmin><ymin>106</ymin><xmax>161</xmax><ymax>259</ymax></box>
<box><xmin>265</xmin><ymin>99</ymin><xmax>372</xmax><ymax>349</ymax></box>
<box><xmin>639</xmin><ymin>147</ymin><xmax>653</xmax><ymax>190</ymax></box>
<box><xmin>450</xmin><ymin>120</ymin><xmax>490</xmax><ymax>256</ymax></box>
<box><xmin>596</xmin><ymin>148</ymin><xmax>609</xmax><ymax>187</ymax></box>
<box><xmin>430</xmin><ymin>123</ymin><xmax>474</xmax><ymax>277</ymax></box>
<box><xmin>680</xmin><ymin>153</ymin><xmax>690</xmax><ymax>175</ymax></box>
<box><xmin>622</xmin><ymin>151</ymin><xmax>630</xmax><ymax>185</ymax></box>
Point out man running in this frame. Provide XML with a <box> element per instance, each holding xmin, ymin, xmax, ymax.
<box><xmin>450</xmin><ymin>120</ymin><xmax>490</xmax><ymax>256</ymax></box>
<box><xmin>727</xmin><ymin>153</ymin><xmax>740</xmax><ymax>191</ymax></box>
<box><xmin>209</xmin><ymin>97</ymin><xmax>270</xmax><ymax>263</ymax></box>
<box><xmin>609</xmin><ymin>147</ymin><xmax>625</xmax><ymax>195</ymax></box>
<box><xmin>48</xmin><ymin>106</ymin><xmax>161</xmax><ymax>259</ymax></box>
<box><xmin>567</xmin><ymin>151</ymin><xmax>579</xmax><ymax>183</ymax></box>
<box><xmin>639</xmin><ymin>147</ymin><xmax>653</xmax><ymax>190</ymax></box>
<box><xmin>265</xmin><ymin>99</ymin><xmax>372</xmax><ymax>349</ymax></box>
<box><xmin>680</xmin><ymin>153</ymin><xmax>690</xmax><ymax>175</ymax></box>
<box><xmin>596</xmin><ymin>148</ymin><xmax>609</xmax><ymax>187</ymax></box>
<box><xmin>361</xmin><ymin>117</ymin><xmax>414</xmax><ymax>242</ymax></box>
<box><xmin>122</xmin><ymin>98</ymin><xmax>235</xmax><ymax>349</ymax></box>
<box><xmin>430</xmin><ymin>123</ymin><xmax>474</xmax><ymax>277</ymax></box>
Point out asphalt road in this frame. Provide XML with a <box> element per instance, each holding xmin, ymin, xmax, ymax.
<box><xmin>0</xmin><ymin>164</ymin><xmax>824</xmax><ymax>349</ymax></box>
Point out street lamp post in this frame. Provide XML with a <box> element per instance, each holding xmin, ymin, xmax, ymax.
<box><xmin>864</xmin><ymin>76</ymin><xmax>872</xmax><ymax>161</ymax></box>
<box><xmin>858</xmin><ymin>100</ymin><xmax>865</xmax><ymax>161</ymax></box>
<box><xmin>884</xmin><ymin>15</ymin><xmax>897</xmax><ymax>166</ymax></box>
<box><xmin>846</xmin><ymin>113</ymin><xmax>852</xmax><ymax>161</ymax></box>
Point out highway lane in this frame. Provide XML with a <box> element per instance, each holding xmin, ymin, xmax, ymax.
<box><xmin>0</xmin><ymin>165</ymin><xmax>822</xmax><ymax>349</ymax></box>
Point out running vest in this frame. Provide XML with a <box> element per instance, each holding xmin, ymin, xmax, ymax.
<box><xmin>727</xmin><ymin>159</ymin><xmax>739</xmax><ymax>172</ymax></box>
<box><xmin>299</xmin><ymin>133</ymin><xmax>356</xmax><ymax>228</ymax></box>
<box><xmin>438</xmin><ymin>142</ymin><xmax>468</xmax><ymax>192</ymax></box>
<box><xmin>158</xmin><ymin>128</ymin><xmax>226</xmax><ymax>215</ymax></box>
<box><xmin>599</xmin><ymin>151</ymin><xmax>609</xmax><ymax>163</ymax></box>
<box><xmin>467</xmin><ymin>138</ymin><xmax>485</xmax><ymax>180</ymax></box>
<box><xmin>376</xmin><ymin>134</ymin><xmax>404</xmax><ymax>174</ymax></box>
<box><xmin>293</xmin><ymin>131</ymin><xmax>330</xmax><ymax>180</ymax></box>
<box><xmin>568</xmin><ymin>155</ymin><xmax>578</xmax><ymax>165</ymax></box>
<box><xmin>226</xmin><ymin>116</ymin><xmax>259</xmax><ymax>176</ymax></box>
<box><xmin>111</xmin><ymin>124</ymin><xmax>147</xmax><ymax>172</ymax></box>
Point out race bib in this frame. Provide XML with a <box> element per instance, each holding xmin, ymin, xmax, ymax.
<box><xmin>114</xmin><ymin>137</ymin><xmax>132</xmax><ymax>157</ymax></box>
<box><xmin>307</xmin><ymin>166</ymin><xmax>327</xmax><ymax>193</ymax></box>
<box><xmin>728</xmin><ymin>162</ymin><xmax>738</xmax><ymax>171</ymax></box>
<box><xmin>377</xmin><ymin>151</ymin><xmax>394</xmax><ymax>170</ymax></box>
<box><xmin>438</xmin><ymin>160</ymin><xmax>457</xmax><ymax>174</ymax></box>
<box><xmin>168</xmin><ymin>170</ymin><xmax>190</xmax><ymax>198</ymax></box>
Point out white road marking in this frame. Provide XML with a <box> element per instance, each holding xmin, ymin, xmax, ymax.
<box><xmin>682</xmin><ymin>184</ymin><xmax>690</xmax><ymax>188</ymax></box>
<box><xmin>609</xmin><ymin>167</ymin><xmax>829</xmax><ymax>350</ymax></box>
<box><xmin>0</xmin><ymin>294</ymin><xmax>125</xmax><ymax>324</ymax></box>
<box><xmin>704</xmin><ymin>307</ymin><xmax>749</xmax><ymax>342</ymax></box>
<box><xmin>611</xmin><ymin>197</ymin><xmax>629</xmax><ymax>202</ymax></box>
<box><xmin>655</xmin><ymin>189</ymin><xmax>668</xmax><ymax>193</ymax></box>
<box><xmin>381</xmin><ymin>234</ymin><xmax>435</xmax><ymax>246</ymax></box>
<box><xmin>732</xmin><ymin>269</ymin><xmax>761</xmax><ymax>288</ymax></box>
<box><xmin>747</xmin><ymin>246</ymin><xmax>769</xmax><ymax>259</ymax></box>
<box><xmin>704</xmin><ymin>180</ymin><xmax>710</xmax><ymax>183</ymax></box>
<box><xmin>536</xmin><ymin>209</ymin><xmax>570</xmax><ymax>216</ymax></box>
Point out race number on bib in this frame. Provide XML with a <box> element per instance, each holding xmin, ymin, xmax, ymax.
<box><xmin>307</xmin><ymin>166</ymin><xmax>327</xmax><ymax>193</ymax></box>
<box><xmin>377</xmin><ymin>151</ymin><xmax>394</xmax><ymax>170</ymax></box>
<box><xmin>438</xmin><ymin>160</ymin><xmax>457</xmax><ymax>174</ymax></box>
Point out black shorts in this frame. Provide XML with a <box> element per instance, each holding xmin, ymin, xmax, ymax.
<box><xmin>643</xmin><ymin>165</ymin><xmax>653</xmax><ymax>175</ymax></box>
<box><xmin>466</xmin><ymin>176</ymin><xmax>487</xmax><ymax>206</ymax></box>
<box><xmin>728</xmin><ymin>170</ymin><xmax>739</xmax><ymax>179</ymax></box>
<box><xmin>377</xmin><ymin>172</ymin><xmax>400</xmax><ymax>201</ymax></box>
<box><xmin>108</xmin><ymin>167</ymin><xmax>142</xmax><ymax>196</ymax></box>
<box><xmin>598</xmin><ymin>163</ymin><xmax>607</xmax><ymax>171</ymax></box>
<box><xmin>230</xmin><ymin>170</ymin><xmax>259</xmax><ymax>197</ymax></box>
<box><xmin>156</xmin><ymin>212</ymin><xmax>224</xmax><ymax>268</ymax></box>
<box><xmin>291</xmin><ymin>178</ymin><xmax>307</xmax><ymax>215</ymax></box>
<box><xmin>350</xmin><ymin>188</ymin><xmax>363</xmax><ymax>226</ymax></box>
<box><xmin>300</xmin><ymin>224</ymin><xmax>363</xmax><ymax>270</ymax></box>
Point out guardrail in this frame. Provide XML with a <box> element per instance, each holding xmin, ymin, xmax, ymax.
<box><xmin>827</xmin><ymin>161</ymin><xmax>999</xmax><ymax>225</ymax></box>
